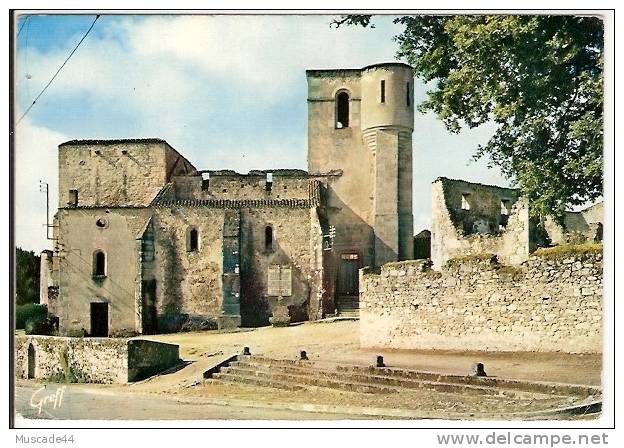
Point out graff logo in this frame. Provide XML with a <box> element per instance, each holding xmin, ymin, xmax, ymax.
<box><xmin>29</xmin><ymin>386</ymin><xmax>65</xmax><ymax>415</ymax></box>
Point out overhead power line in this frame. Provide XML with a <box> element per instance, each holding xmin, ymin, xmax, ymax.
<box><xmin>16</xmin><ymin>15</ymin><xmax>29</xmax><ymax>38</ymax></box>
<box><xmin>16</xmin><ymin>15</ymin><xmax>100</xmax><ymax>126</ymax></box>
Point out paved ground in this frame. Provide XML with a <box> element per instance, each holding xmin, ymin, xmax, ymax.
<box><xmin>14</xmin><ymin>382</ymin><xmax>368</xmax><ymax>422</ymax></box>
<box><xmin>146</xmin><ymin>320</ymin><xmax>602</xmax><ymax>386</ymax></box>
<box><xmin>14</xmin><ymin>321</ymin><xmax>603</xmax><ymax>422</ymax></box>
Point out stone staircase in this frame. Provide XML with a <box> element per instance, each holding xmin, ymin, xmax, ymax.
<box><xmin>209</xmin><ymin>356</ymin><xmax>601</xmax><ymax>400</ymax></box>
<box><xmin>336</xmin><ymin>297</ymin><xmax>360</xmax><ymax>318</ymax></box>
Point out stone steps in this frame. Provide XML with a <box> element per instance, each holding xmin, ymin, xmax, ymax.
<box><xmin>224</xmin><ymin>362</ymin><xmax>510</xmax><ymax>397</ymax></box>
<box><xmin>210</xmin><ymin>356</ymin><xmax>593</xmax><ymax>399</ymax></box>
<box><xmin>336</xmin><ymin>298</ymin><xmax>360</xmax><ymax>317</ymax></box>
<box><xmin>213</xmin><ymin>356</ymin><xmax>601</xmax><ymax>399</ymax></box>
<box><xmin>212</xmin><ymin>371</ymin><xmax>306</xmax><ymax>391</ymax></box>
<box><xmin>334</xmin><ymin>365</ymin><xmax>601</xmax><ymax>399</ymax></box>
<box><xmin>215</xmin><ymin>365</ymin><xmax>397</xmax><ymax>394</ymax></box>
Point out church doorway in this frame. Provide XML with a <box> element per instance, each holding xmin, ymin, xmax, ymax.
<box><xmin>336</xmin><ymin>253</ymin><xmax>360</xmax><ymax>315</ymax></box>
<box><xmin>90</xmin><ymin>302</ymin><xmax>109</xmax><ymax>337</ymax></box>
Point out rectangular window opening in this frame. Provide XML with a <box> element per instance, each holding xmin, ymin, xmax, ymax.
<box><xmin>501</xmin><ymin>199</ymin><xmax>511</xmax><ymax>216</ymax></box>
<box><xmin>201</xmin><ymin>172</ymin><xmax>210</xmax><ymax>190</ymax></box>
<box><xmin>461</xmin><ymin>193</ymin><xmax>471</xmax><ymax>211</ymax></box>
<box><xmin>68</xmin><ymin>189</ymin><xmax>78</xmax><ymax>207</ymax></box>
<box><xmin>406</xmin><ymin>82</ymin><xmax>411</xmax><ymax>107</ymax></box>
<box><xmin>266</xmin><ymin>172</ymin><xmax>273</xmax><ymax>193</ymax></box>
<box><xmin>380</xmin><ymin>80</ymin><xmax>386</xmax><ymax>103</ymax></box>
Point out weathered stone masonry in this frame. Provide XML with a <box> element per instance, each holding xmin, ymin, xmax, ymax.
<box><xmin>360</xmin><ymin>247</ymin><xmax>602</xmax><ymax>353</ymax></box>
<box><xmin>15</xmin><ymin>335</ymin><xmax>180</xmax><ymax>383</ymax></box>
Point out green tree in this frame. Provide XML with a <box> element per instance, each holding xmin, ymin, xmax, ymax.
<box><xmin>334</xmin><ymin>15</ymin><xmax>603</xmax><ymax>219</ymax></box>
<box><xmin>15</xmin><ymin>247</ymin><xmax>40</xmax><ymax>305</ymax></box>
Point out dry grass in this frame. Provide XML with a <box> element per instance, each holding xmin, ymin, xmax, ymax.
<box><xmin>532</xmin><ymin>243</ymin><xmax>602</xmax><ymax>259</ymax></box>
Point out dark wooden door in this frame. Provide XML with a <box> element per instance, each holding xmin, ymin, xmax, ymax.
<box><xmin>337</xmin><ymin>255</ymin><xmax>359</xmax><ymax>297</ymax></box>
<box><xmin>90</xmin><ymin>302</ymin><xmax>109</xmax><ymax>337</ymax></box>
<box><xmin>142</xmin><ymin>280</ymin><xmax>157</xmax><ymax>334</ymax></box>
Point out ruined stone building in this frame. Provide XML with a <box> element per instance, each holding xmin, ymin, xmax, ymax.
<box><xmin>42</xmin><ymin>63</ymin><xmax>416</xmax><ymax>337</ymax></box>
<box><xmin>429</xmin><ymin>177</ymin><xmax>603</xmax><ymax>269</ymax></box>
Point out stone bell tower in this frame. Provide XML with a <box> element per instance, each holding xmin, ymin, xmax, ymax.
<box><xmin>307</xmin><ymin>62</ymin><xmax>414</xmax><ymax>268</ymax></box>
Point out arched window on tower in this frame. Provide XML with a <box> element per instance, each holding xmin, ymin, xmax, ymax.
<box><xmin>335</xmin><ymin>91</ymin><xmax>350</xmax><ymax>128</ymax></box>
<box><xmin>187</xmin><ymin>226</ymin><xmax>199</xmax><ymax>252</ymax></box>
<box><xmin>93</xmin><ymin>250</ymin><xmax>106</xmax><ymax>277</ymax></box>
<box><xmin>265</xmin><ymin>225</ymin><xmax>274</xmax><ymax>252</ymax></box>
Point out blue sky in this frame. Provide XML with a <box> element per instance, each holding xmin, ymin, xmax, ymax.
<box><xmin>14</xmin><ymin>14</ymin><xmax>507</xmax><ymax>253</ymax></box>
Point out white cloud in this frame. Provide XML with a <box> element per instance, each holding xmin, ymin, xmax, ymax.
<box><xmin>14</xmin><ymin>117</ymin><xmax>67</xmax><ymax>252</ymax></box>
<box><xmin>16</xmin><ymin>15</ymin><xmax>402</xmax><ymax>116</ymax></box>
<box><xmin>13</xmin><ymin>14</ymin><xmax>508</xmax><ymax>251</ymax></box>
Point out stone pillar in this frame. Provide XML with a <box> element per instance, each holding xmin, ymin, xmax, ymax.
<box><xmin>39</xmin><ymin>250</ymin><xmax>54</xmax><ymax>307</ymax></box>
<box><xmin>219</xmin><ymin>209</ymin><xmax>242</xmax><ymax>329</ymax></box>
<box><xmin>373</xmin><ymin>129</ymin><xmax>400</xmax><ymax>266</ymax></box>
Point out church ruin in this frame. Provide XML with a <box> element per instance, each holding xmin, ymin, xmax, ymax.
<box><xmin>40</xmin><ymin>62</ymin><xmax>603</xmax><ymax>338</ymax></box>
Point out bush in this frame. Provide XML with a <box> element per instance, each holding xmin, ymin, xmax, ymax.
<box><xmin>16</xmin><ymin>303</ymin><xmax>47</xmax><ymax>330</ymax></box>
<box><xmin>25</xmin><ymin>315</ymin><xmax>57</xmax><ymax>336</ymax></box>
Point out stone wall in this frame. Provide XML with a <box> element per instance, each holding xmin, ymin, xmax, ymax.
<box><xmin>127</xmin><ymin>339</ymin><xmax>180</xmax><ymax>381</ymax></box>
<box><xmin>431</xmin><ymin>177</ymin><xmax>529</xmax><ymax>268</ymax></box>
<box><xmin>360</xmin><ymin>245</ymin><xmax>602</xmax><ymax>353</ymax></box>
<box><xmin>15</xmin><ymin>336</ymin><xmax>128</xmax><ymax>383</ymax></box>
<box><xmin>150</xmin><ymin>207</ymin><xmax>226</xmax><ymax>330</ymax></box>
<box><xmin>172</xmin><ymin>170</ymin><xmax>312</xmax><ymax>202</ymax></box>
<box><xmin>15</xmin><ymin>336</ymin><xmax>180</xmax><ymax>383</ymax></box>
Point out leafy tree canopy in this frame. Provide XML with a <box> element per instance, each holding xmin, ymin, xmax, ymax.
<box><xmin>333</xmin><ymin>15</ymin><xmax>603</xmax><ymax>219</ymax></box>
<box><xmin>16</xmin><ymin>247</ymin><xmax>40</xmax><ymax>306</ymax></box>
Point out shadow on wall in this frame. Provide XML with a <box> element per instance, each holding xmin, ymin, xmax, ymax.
<box><xmin>239</xmin><ymin>216</ymin><xmax>311</xmax><ymax>328</ymax></box>
<box><xmin>316</xmin><ymin>184</ymin><xmax>399</xmax><ymax>318</ymax></box>
<box><xmin>157</xmin><ymin>230</ymin><xmax>187</xmax><ymax>332</ymax></box>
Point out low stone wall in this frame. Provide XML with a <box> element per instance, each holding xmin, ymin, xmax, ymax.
<box><xmin>360</xmin><ymin>245</ymin><xmax>602</xmax><ymax>353</ymax></box>
<box><xmin>15</xmin><ymin>336</ymin><xmax>180</xmax><ymax>383</ymax></box>
<box><xmin>127</xmin><ymin>339</ymin><xmax>180</xmax><ymax>382</ymax></box>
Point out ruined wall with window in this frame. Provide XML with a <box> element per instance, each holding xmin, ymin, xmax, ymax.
<box><xmin>544</xmin><ymin>201</ymin><xmax>604</xmax><ymax>245</ymax></box>
<box><xmin>148</xmin><ymin>207</ymin><xmax>227</xmax><ymax>332</ymax></box>
<box><xmin>431</xmin><ymin>177</ymin><xmax>529</xmax><ymax>269</ymax></box>
<box><xmin>171</xmin><ymin>170</ymin><xmax>313</xmax><ymax>201</ymax></box>
<box><xmin>58</xmin><ymin>139</ymin><xmax>195</xmax><ymax>208</ymax></box>
<box><xmin>239</xmin><ymin>206</ymin><xmax>324</xmax><ymax>326</ymax></box>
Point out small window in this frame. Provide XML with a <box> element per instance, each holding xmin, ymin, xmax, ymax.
<box><xmin>380</xmin><ymin>80</ymin><xmax>386</xmax><ymax>103</ymax></box>
<box><xmin>93</xmin><ymin>250</ymin><xmax>106</xmax><ymax>277</ymax></box>
<box><xmin>187</xmin><ymin>227</ymin><xmax>199</xmax><ymax>252</ymax></box>
<box><xmin>501</xmin><ymin>199</ymin><xmax>511</xmax><ymax>216</ymax></box>
<box><xmin>266</xmin><ymin>172</ymin><xmax>273</xmax><ymax>193</ymax></box>
<box><xmin>335</xmin><ymin>91</ymin><xmax>350</xmax><ymax>128</ymax></box>
<box><xmin>461</xmin><ymin>193</ymin><xmax>471</xmax><ymax>211</ymax></box>
<box><xmin>68</xmin><ymin>189</ymin><xmax>78</xmax><ymax>207</ymax></box>
<box><xmin>265</xmin><ymin>225</ymin><xmax>274</xmax><ymax>252</ymax></box>
<box><xmin>406</xmin><ymin>82</ymin><xmax>411</xmax><ymax>107</ymax></box>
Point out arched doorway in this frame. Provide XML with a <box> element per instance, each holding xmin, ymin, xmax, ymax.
<box><xmin>27</xmin><ymin>343</ymin><xmax>35</xmax><ymax>379</ymax></box>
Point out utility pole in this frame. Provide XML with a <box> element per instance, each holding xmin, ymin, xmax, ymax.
<box><xmin>39</xmin><ymin>180</ymin><xmax>55</xmax><ymax>240</ymax></box>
